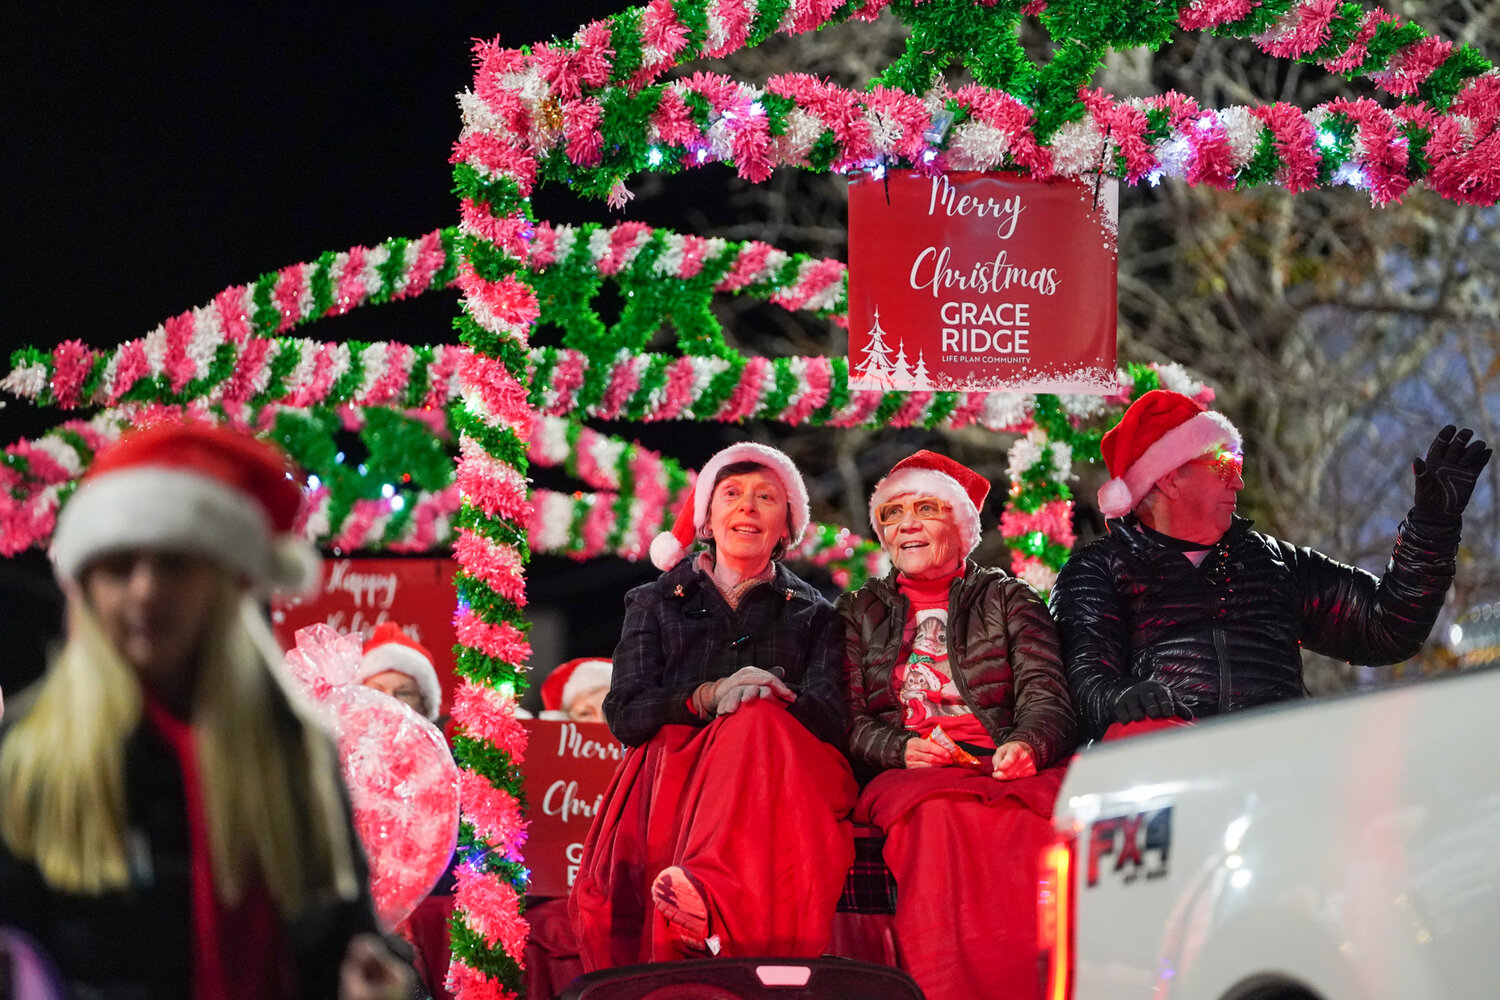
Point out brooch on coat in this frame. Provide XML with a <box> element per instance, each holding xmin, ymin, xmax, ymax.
<box><xmin>785</xmin><ymin>588</ymin><xmax>794</xmax><ymax>601</ymax></box>
<box><xmin>674</xmin><ymin>584</ymin><xmax>685</xmax><ymax>597</ymax></box>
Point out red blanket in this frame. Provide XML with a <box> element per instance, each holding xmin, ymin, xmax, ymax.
<box><xmin>857</xmin><ymin>765</ymin><xmax>1066</xmax><ymax>1000</ymax></box>
<box><xmin>569</xmin><ymin>700</ymin><xmax>857</xmax><ymax>968</ymax></box>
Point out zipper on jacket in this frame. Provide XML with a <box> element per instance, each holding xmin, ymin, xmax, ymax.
<box><xmin>1212</xmin><ymin>625</ymin><xmax>1232</xmax><ymax>714</ymax></box>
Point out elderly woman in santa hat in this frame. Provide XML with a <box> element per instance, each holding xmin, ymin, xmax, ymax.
<box><xmin>0</xmin><ymin>422</ymin><xmax>409</xmax><ymax>1000</ymax></box>
<box><xmin>569</xmin><ymin>442</ymin><xmax>856</xmax><ymax>969</ymax></box>
<box><xmin>839</xmin><ymin>450</ymin><xmax>1076</xmax><ymax>1000</ymax></box>
<box><xmin>358</xmin><ymin>621</ymin><xmax>445</xmax><ymax>723</ymax></box>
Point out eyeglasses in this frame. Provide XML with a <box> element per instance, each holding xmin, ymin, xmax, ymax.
<box><xmin>875</xmin><ymin>496</ymin><xmax>952</xmax><ymax>526</ymax></box>
<box><xmin>1191</xmin><ymin>448</ymin><xmax>1244</xmax><ymax>485</ymax></box>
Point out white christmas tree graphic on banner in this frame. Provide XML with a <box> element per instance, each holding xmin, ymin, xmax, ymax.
<box><xmin>910</xmin><ymin>351</ymin><xmax>930</xmax><ymax>388</ymax></box>
<box><xmin>852</xmin><ymin>307</ymin><xmax>896</xmax><ymax>387</ymax></box>
<box><xmin>851</xmin><ymin>306</ymin><xmax>932</xmax><ymax>390</ymax></box>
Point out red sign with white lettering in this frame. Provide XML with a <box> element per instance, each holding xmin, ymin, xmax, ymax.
<box><xmin>519</xmin><ymin>718</ymin><xmax>624</xmax><ymax>897</ymax></box>
<box><xmin>848</xmin><ymin>170</ymin><xmax>1118</xmax><ymax>394</ymax></box>
<box><xmin>271</xmin><ymin>557</ymin><xmax>458</xmax><ymax>718</ymax></box>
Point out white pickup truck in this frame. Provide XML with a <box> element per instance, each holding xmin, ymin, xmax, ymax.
<box><xmin>1039</xmin><ymin>665</ymin><xmax>1500</xmax><ymax>1000</ymax></box>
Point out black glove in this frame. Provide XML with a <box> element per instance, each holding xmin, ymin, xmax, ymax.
<box><xmin>1413</xmin><ymin>425</ymin><xmax>1491</xmax><ymax>520</ymax></box>
<box><xmin>1112</xmin><ymin>680</ymin><xmax>1192</xmax><ymax>725</ymax></box>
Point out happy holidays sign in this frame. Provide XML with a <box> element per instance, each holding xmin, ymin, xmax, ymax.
<box><xmin>847</xmin><ymin>170</ymin><xmax>1118</xmax><ymax>394</ymax></box>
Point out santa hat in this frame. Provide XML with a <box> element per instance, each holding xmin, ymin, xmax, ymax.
<box><xmin>357</xmin><ymin>621</ymin><xmax>442</xmax><ymax>721</ymax></box>
<box><xmin>1097</xmin><ymin>390</ymin><xmax>1242</xmax><ymax>519</ymax></box>
<box><xmin>868</xmin><ymin>450</ymin><xmax>990</xmax><ymax>555</ymax></box>
<box><xmin>51</xmin><ymin>421</ymin><xmax>318</xmax><ymax>593</ymax></box>
<box><xmin>541</xmin><ymin>657</ymin><xmax>613</xmax><ymax>713</ymax></box>
<box><xmin>649</xmin><ymin>442</ymin><xmax>811</xmax><ymax>571</ymax></box>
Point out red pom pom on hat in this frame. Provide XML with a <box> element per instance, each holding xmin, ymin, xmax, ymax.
<box><xmin>357</xmin><ymin>621</ymin><xmax>443</xmax><ymax>721</ymax></box>
<box><xmin>50</xmin><ymin>420</ymin><xmax>318</xmax><ymax>593</ymax></box>
<box><xmin>869</xmin><ymin>449</ymin><xmax>990</xmax><ymax>555</ymax></box>
<box><xmin>1097</xmin><ymin>390</ymin><xmax>1241</xmax><ymax>519</ymax></box>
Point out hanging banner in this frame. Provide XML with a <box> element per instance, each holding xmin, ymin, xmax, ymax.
<box><xmin>518</xmin><ymin>718</ymin><xmax>624</xmax><ymax>896</ymax></box>
<box><xmin>271</xmin><ymin>557</ymin><xmax>459</xmax><ymax>718</ymax></box>
<box><xmin>847</xmin><ymin>170</ymin><xmax>1118</xmax><ymax>394</ymax></box>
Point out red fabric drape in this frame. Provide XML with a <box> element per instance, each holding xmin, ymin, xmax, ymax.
<box><xmin>569</xmin><ymin>700</ymin><xmax>857</xmax><ymax>968</ymax></box>
<box><xmin>521</xmin><ymin>898</ymin><xmax>585</xmax><ymax>1000</ymax></box>
<box><xmin>857</xmin><ymin>765</ymin><xmax>1066</xmax><ymax>1000</ymax></box>
<box><xmin>1102</xmin><ymin>717</ymin><xmax>1192</xmax><ymax>741</ymax></box>
<box><xmin>397</xmin><ymin>893</ymin><xmax>455</xmax><ymax>1000</ymax></box>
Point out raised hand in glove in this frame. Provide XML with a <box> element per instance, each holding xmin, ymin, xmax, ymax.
<box><xmin>1112</xmin><ymin>679</ymin><xmax>1192</xmax><ymax>725</ymax></box>
<box><xmin>1413</xmin><ymin>425</ymin><xmax>1491</xmax><ymax>519</ymax></box>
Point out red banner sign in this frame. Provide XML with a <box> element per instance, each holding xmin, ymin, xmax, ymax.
<box><xmin>518</xmin><ymin>718</ymin><xmax>624</xmax><ymax>897</ymax></box>
<box><xmin>848</xmin><ymin>170</ymin><xmax>1118</xmax><ymax>394</ymax></box>
<box><xmin>271</xmin><ymin>557</ymin><xmax>459</xmax><ymax>718</ymax></box>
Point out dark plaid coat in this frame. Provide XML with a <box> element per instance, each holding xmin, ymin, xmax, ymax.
<box><xmin>604</xmin><ymin>558</ymin><xmax>846</xmax><ymax>747</ymax></box>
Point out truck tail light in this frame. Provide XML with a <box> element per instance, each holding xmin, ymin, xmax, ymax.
<box><xmin>1038</xmin><ymin>828</ymin><xmax>1077</xmax><ymax>1000</ymax></box>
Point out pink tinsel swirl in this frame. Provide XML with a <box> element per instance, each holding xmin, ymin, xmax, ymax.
<box><xmin>446</xmin><ymin>959</ymin><xmax>520</xmax><ymax>1000</ymax></box>
<box><xmin>451</xmin><ymin>678</ymin><xmax>531</xmax><ymax>757</ymax></box>
<box><xmin>1000</xmin><ymin>499</ymin><xmax>1077</xmax><ymax>549</ymax></box>
<box><xmin>458</xmin><ymin>350</ymin><xmax>535</xmax><ymax>435</ymax></box>
<box><xmin>563</xmin><ymin>99</ymin><xmax>606</xmax><ymax>167</ymax></box>
<box><xmin>451</xmin><ymin>133</ymin><xmax>539</xmax><ymax>196</ymax></box>
<box><xmin>716</xmin><ymin>356</ymin><xmax>770</xmax><ymax>422</ymax></box>
<box><xmin>456</xmin><ymin>773</ymin><xmax>528</xmax><ymax>860</ymax></box>
<box><xmin>453</xmin><ymin>865</ymin><xmax>528</xmax><ymax>961</ymax></box>
<box><xmin>458</xmin><ymin>436</ymin><xmax>532</xmax><ymax>520</ymax></box>
<box><xmin>454</xmin><ymin>531</ymin><xmax>529</xmax><ymax>606</ymax></box>
<box><xmin>1255</xmin><ymin>0</ymin><xmax>1342</xmax><ymax>60</ymax></box>
<box><xmin>1368</xmin><ymin>36</ymin><xmax>1452</xmax><ymax>98</ymax></box>
<box><xmin>1249</xmin><ymin>102</ymin><xmax>1323</xmax><ymax>193</ymax></box>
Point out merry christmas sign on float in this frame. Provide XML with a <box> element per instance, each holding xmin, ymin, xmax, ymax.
<box><xmin>848</xmin><ymin>170</ymin><xmax>1118</xmax><ymax>393</ymax></box>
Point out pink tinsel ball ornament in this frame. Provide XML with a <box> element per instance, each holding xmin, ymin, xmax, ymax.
<box><xmin>283</xmin><ymin>624</ymin><xmax>460</xmax><ymax>930</ymax></box>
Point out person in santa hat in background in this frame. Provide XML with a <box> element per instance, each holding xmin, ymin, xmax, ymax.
<box><xmin>569</xmin><ymin>441</ymin><xmax>856</xmax><ymax>969</ymax></box>
<box><xmin>354</xmin><ymin>622</ymin><xmax>455</xmax><ymax>1000</ymax></box>
<box><xmin>538</xmin><ymin>657</ymin><xmax>612</xmax><ymax>722</ymax></box>
<box><xmin>357</xmin><ymin>622</ymin><xmax>444</xmax><ymax>723</ymax></box>
<box><xmin>0</xmin><ymin>421</ymin><xmax>411</xmax><ymax>1000</ymax></box>
<box><xmin>1051</xmin><ymin>390</ymin><xmax>1490</xmax><ymax>743</ymax></box>
<box><xmin>840</xmin><ymin>450</ymin><xmax>1076</xmax><ymax>1000</ymax></box>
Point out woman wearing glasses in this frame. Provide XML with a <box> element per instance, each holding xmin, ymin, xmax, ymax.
<box><xmin>570</xmin><ymin>443</ymin><xmax>856</xmax><ymax>969</ymax></box>
<box><xmin>839</xmin><ymin>451</ymin><xmax>1076</xmax><ymax>1000</ymax></box>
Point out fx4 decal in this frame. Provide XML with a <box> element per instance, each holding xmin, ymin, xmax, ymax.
<box><xmin>1086</xmin><ymin>806</ymin><xmax>1172</xmax><ymax>887</ymax></box>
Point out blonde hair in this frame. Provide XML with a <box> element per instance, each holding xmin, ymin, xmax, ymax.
<box><xmin>0</xmin><ymin>573</ymin><xmax>359</xmax><ymax>915</ymax></box>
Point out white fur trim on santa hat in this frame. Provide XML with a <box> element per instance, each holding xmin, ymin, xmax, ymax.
<box><xmin>869</xmin><ymin>467</ymin><xmax>984</xmax><ymax>555</ymax></box>
<box><xmin>560</xmin><ymin>658</ymin><xmax>612</xmax><ymax>711</ymax></box>
<box><xmin>1097</xmin><ymin>410</ymin><xmax>1242</xmax><ymax>519</ymax></box>
<box><xmin>51</xmin><ymin>467</ymin><xmax>318</xmax><ymax>593</ymax></box>
<box><xmin>356</xmin><ymin>642</ymin><xmax>442</xmax><ymax>721</ymax></box>
<box><xmin>693</xmin><ymin>442</ymin><xmax>811</xmax><ymax>545</ymax></box>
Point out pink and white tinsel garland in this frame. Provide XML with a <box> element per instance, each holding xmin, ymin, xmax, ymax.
<box><xmin>459</xmin><ymin>20</ymin><xmax>1500</xmax><ymax>206</ymax></box>
<box><xmin>525</xmin><ymin>221</ymin><xmax>846</xmax><ymax>317</ymax></box>
<box><xmin>3</xmin><ymin>332</ymin><xmax>466</xmax><ymax>413</ymax></box>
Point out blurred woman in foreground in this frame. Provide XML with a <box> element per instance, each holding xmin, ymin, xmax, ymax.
<box><xmin>0</xmin><ymin>422</ymin><xmax>409</xmax><ymax>1000</ymax></box>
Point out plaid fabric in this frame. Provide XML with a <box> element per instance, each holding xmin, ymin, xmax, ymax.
<box><xmin>838</xmin><ymin>826</ymin><xmax>896</xmax><ymax>914</ymax></box>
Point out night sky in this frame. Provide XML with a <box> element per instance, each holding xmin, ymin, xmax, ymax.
<box><xmin>2</xmin><ymin>3</ymin><xmax>726</xmax><ymax>697</ymax></box>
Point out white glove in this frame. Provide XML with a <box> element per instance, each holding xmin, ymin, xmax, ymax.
<box><xmin>722</xmin><ymin>683</ymin><xmax>793</xmax><ymax>715</ymax></box>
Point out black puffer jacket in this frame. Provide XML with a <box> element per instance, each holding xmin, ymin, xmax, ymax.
<box><xmin>1051</xmin><ymin>514</ymin><xmax>1460</xmax><ymax>740</ymax></box>
<box><xmin>838</xmin><ymin>563</ymin><xmax>1076</xmax><ymax>772</ymax></box>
